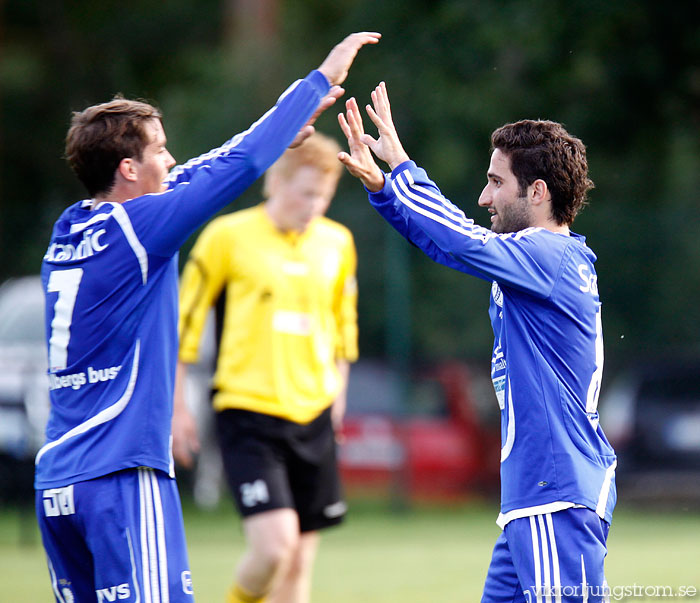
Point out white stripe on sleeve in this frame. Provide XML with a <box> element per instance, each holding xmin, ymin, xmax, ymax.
<box><xmin>164</xmin><ymin>79</ymin><xmax>303</xmax><ymax>185</ymax></box>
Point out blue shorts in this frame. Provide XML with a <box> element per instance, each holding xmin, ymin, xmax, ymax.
<box><xmin>482</xmin><ymin>507</ymin><xmax>610</xmax><ymax>602</ymax></box>
<box><xmin>36</xmin><ymin>467</ymin><xmax>194</xmax><ymax>602</ymax></box>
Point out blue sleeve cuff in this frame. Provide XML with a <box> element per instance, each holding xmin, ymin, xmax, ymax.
<box><xmin>367</xmin><ymin>172</ymin><xmax>392</xmax><ymax>203</ymax></box>
<box><xmin>307</xmin><ymin>70</ymin><xmax>331</xmax><ymax>96</ymax></box>
<box><xmin>390</xmin><ymin>160</ymin><xmax>416</xmax><ymax>178</ymax></box>
<box><xmin>367</xmin><ymin>160</ymin><xmax>416</xmax><ymax>204</ymax></box>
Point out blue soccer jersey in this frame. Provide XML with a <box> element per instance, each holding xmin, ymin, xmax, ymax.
<box><xmin>35</xmin><ymin>70</ymin><xmax>330</xmax><ymax>489</ymax></box>
<box><xmin>368</xmin><ymin>161</ymin><xmax>617</xmax><ymax>526</ymax></box>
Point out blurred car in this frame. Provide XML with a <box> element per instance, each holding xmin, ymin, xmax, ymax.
<box><xmin>600</xmin><ymin>357</ymin><xmax>700</xmax><ymax>501</ymax></box>
<box><xmin>0</xmin><ymin>276</ymin><xmax>50</xmax><ymax>502</ymax></box>
<box><xmin>339</xmin><ymin>360</ymin><xmax>500</xmax><ymax>502</ymax></box>
<box><xmin>180</xmin><ymin>310</ymin><xmax>502</xmax><ymax>506</ymax></box>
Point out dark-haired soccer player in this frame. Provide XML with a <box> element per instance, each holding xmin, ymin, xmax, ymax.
<box><xmin>34</xmin><ymin>32</ymin><xmax>379</xmax><ymax>603</ymax></box>
<box><xmin>338</xmin><ymin>82</ymin><xmax>616</xmax><ymax>602</ymax></box>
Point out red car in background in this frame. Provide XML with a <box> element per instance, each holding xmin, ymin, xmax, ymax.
<box><xmin>339</xmin><ymin>360</ymin><xmax>501</xmax><ymax>502</ymax></box>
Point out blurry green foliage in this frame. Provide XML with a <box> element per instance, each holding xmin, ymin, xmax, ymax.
<box><xmin>1</xmin><ymin>0</ymin><xmax>699</xmax><ymax>369</ymax></box>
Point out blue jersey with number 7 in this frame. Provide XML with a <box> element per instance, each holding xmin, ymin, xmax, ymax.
<box><xmin>35</xmin><ymin>70</ymin><xmax>330</xmax><ymax>489</ymax></box>
<box><xmin>368</xmin><ymin>161</ymin><xmax>617</xmax><ymax>526</ymax></box>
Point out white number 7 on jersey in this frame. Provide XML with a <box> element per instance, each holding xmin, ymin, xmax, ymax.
<box><xmin>47</xmin><ymin>268</ymin><xmax>83</xmax><ymax>371</ymax></box>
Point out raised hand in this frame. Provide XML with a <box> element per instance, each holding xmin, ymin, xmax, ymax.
<box><xmin>318</xmin><ymin>32</ymin><xmax>381</xmax><ymax>86</ymax></box>
<box><xmin>291</xmin><ymin>33</ymin><xmax>380</xmax><ymax>149</ymax></box>
<box><xmin>337</xmin><ymin>82</ymin><xmax>410</xmax><ymax>191</ymax></box>
<box><xmin>337</xmin><ymin>97</ymin><xmax>385</xmax><ymax>192</ymax></box>
<box><xmin>361</xmin><ymin>82</ymin><xmax>409</xmax><ymax>170</ymax></box>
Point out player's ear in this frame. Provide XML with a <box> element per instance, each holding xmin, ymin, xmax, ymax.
<box><xmin>529</xmin><ymin>179</ymin><xmax>549</xmax><ymax>206</ymax></box>
<box><xmin>117</xmin><ymin>158</ymin><xmax>138</xmax><ymax>183</ymax></box>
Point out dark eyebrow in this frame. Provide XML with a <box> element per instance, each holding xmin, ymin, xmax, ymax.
<box><xmin>487</xmin><ymin>172</ymin><xmax>501</xmax><ymax>180</ymax></box>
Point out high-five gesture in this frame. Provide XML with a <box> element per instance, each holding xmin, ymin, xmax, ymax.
<box><xmin>291</xmin><ymin>32</ymin><xmax>380</xmax><ymax>148</ymax></box>
<box><xmin>318</xmin><ymin>32</ymin><xmax>381</xmax><ymax>86</ymax></box>
<box><xmin>338</xmin><ymin>82</ymin><xmax>409</xmax><ymax>192</ymax></box>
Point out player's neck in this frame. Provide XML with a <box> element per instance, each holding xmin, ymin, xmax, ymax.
<box><xmin>532</xmin><ymin>205</ymin><xmax>570</xmax><ymax>236</ymax></box>
<box><xmin>264</xmin><ymin>200</ymin><xmax>306</xmax><ymax>234</ymax></box>
<box><xmin>542</xmin><ymin>221</ymin><xmax>570</xmax><ymax>236</ymax></box>
<box><xmin>92</xmin><ymin>183</ymin><xmax>133</xmax><ymax>210</ymax></box>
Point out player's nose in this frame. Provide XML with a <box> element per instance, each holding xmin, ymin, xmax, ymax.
<box><xmin>478</xmin><ymin>186</ymin><xmax>491</xmax><ymax>207</ymax></box>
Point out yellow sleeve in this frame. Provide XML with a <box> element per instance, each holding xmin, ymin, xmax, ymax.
<box><xmin>178</xmin><ymin>220</ymin><xmax>230</xmax><ymax>364</ymax></box>
<box><xmin>335</xmin><ymin>231</ymin><xmax>359</xmax><ymax>362</ymax></box>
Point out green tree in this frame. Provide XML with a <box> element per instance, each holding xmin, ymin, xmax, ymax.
<box><xmin>2</xmin><ymin>0</ymin><xmax>699</xmax><ymax>369</ymax></box>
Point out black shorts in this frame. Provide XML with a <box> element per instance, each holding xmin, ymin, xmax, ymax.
<box><xmin>215</xmin><ymin>407</ymin><xmax>346</xmax><ymax>532</ymax></box>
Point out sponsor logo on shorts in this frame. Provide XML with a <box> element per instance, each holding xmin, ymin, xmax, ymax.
<box><xmin>62</xmin><ymin>587</ymin><xmax>75</xmax><ymax>603</ymax></box>
<box><xmin>240</xmin><ymin>480</ymin><xmax>270</xmax><ymax>508</ymax></box>
<box><xmin>323</xmin><ymin>501</ymin><xmax>347</xmax><ymax>518</ymax></box>
<box><xmin>96</xmin><ymin>583</ymin><xmax>130</xmax><ymax>601</ymax></box>
<box><xmin>182</xmin><ymin>571</ymin><xmax>194</xmax><ymax>595</ymax></box>
<box><xmin>43</xmin><ymin>485</ymin><xmax>75</xmax><ymax>517</ymax></box>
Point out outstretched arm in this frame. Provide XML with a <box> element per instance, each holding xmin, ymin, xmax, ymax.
<box><xmin>337</xmin><ymin>81</ymin><xmax>409</xmax><ymax>191</ymax></box>
<box><xmin>167</xmin><ymin>32</ymin><xmax>382</xmax><ymax>182</ymax></box>
<box><xmin>339</xmin><ymin>82</ymin><xmax>564</xmax><ymax>295</ymax></box>
<box><xmin>291</xmin><ymin>32</ymin><xmax>381</xmax><ymax>148</ymax></box>
<box><xmin>140</xmin><ymin>33</ymin><xmax>381</xmax><ymax>256</ymax></box>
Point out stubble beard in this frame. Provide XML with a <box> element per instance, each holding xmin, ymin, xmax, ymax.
<box><xmin>491</xmin><ymin>195</ymin><xmax>533</xmax><ymax>234</ymax></box>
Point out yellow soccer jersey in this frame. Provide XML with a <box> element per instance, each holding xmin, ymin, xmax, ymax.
<box><xmin>179</xmin><ymin>204</ymin><xmax>358</xmax><ymax>424</ymax></box>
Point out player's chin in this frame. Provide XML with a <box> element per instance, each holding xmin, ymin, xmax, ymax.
<box><xmin>491</xmin><ymin>219</ymin><xmax>523</xmax><ymax>235</ymax></box>
<box><xmin>300</xmin><ymin>216</ymin><xmax>315</xmax><ymax>229</ymax></box>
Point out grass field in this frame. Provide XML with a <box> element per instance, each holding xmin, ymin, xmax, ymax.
<box><xmin>2</xmin><ymin>497</ymin><xmax>699</xmax><ymax>601</ymax></box>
